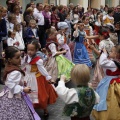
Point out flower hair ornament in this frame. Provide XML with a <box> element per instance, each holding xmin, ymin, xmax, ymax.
<box><xmin>102</xmin><ymin>32</ymin><xmax>109</xmax><ymax>39</ymax></box>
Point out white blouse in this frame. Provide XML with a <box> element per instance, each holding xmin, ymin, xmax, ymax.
<box><xmin>5</xmin><ymin>71</ymin><xmax>23</xmax><ymax>94</ymax></box>
<box><xmin>56</xmin><ymin>81</ymin><xmax>100</xmax><ymax>104</ymax></box>
<box><xmin>99</xmin><ymin>52</ymin><xmax>117</xmax><ymax>75</ymax></box>
<box><xmin>7</xmin><ymin>37</ymin><xmax>18</xmax><ymax>47</ymax></box>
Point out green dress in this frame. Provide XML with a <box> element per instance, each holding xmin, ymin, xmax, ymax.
<box><xmin>63</xmin><ymin>86</ymin><xmax>95</xmax><ymax>118</ymax></box>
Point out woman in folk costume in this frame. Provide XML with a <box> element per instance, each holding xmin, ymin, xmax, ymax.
<box><xmin>44</xmin><ymin>27</ymin><xmax>74</xmax><ymax>82</ymax></box>
<box><xmin>103</xmin><ymin>9</ymin><xmax>114</xmax><ymax>27</ymax></box>
<box><xmin>22</xmin><ymin>41</ymin><xmax>58</xmax><ymax>117</ymax></box>
<box><xmin>92</xmin><ymin>45</ymin><xmax>120</xmax><ymax>120</ymax></box>
<box><xmin>82</xmin><ymin>15</ymin><xmax>96</xmax><ymax>64</ymax></box>
<box><xmin>57</xmin><ymin>22</ymin><xmax>72</xmax><ymax>61</ymax></box>
<box><xmin>89</xmin><ymin>28</ymin><xmax>114</xmax><ymax>89</ymax></box>
<box><xmin>73</xmin><ymin>21</ymin><xmax>92</xmax><ymax>67</ymax></box>
<box><xmin>0</xmin><ymin>46</ymin><xmax>40</xmax><ymax>120</ymax></box>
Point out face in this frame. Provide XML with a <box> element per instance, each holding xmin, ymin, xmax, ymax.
<box><xmin>99</xmin><ymin>34</ymin><xmax>104</xmax><ymax>40</ymax></box>
<box><xmin>78</xmin><ymin>23</ymin><xmax>84</xmax><ymax>31</ymax></box>
<box><xmin>16</xmin><ymin>24</ymin><xmax>21</xmax><ymax>31</ymax></box>
<box><xmin>44</xmin><ymin>6</ymin><xmax>50</xmax><ymax>12</ymax></box>
<box><xmin>11</xmin><ymin>33</ymin><xmax>16</xmax><ymax>39</ymax></box>
<box><xmin>9</xmin><ymin>51</ymin><xmax>21</xmax><ymax>66</ymax></box>
<box><xmin>30</xmin><ymin>22</ymin><xmax>36</xmax><ymax>28</ymax></box>
<box><xmin>49</xmin><ymin>31</ymin><xmax>58</xmax><ymax>39</ymax></box>
<box><xmin>84</xmin><ymin>17</ymin><xmax>89</xmax><ymax>25</ymax></box>
<box><xmin>2</xmin><ymin>11</ymin><xmax>7</xmax><ymax>17</ymax></box>
<box><xmin>11</xmin><ymin>18</ymin><xmax>17</xmax><ymax>24</ymax></box>
<box><xmin>109</xmin><ymin>11</ymin><xmax>114</xmax><ymax>16</ymax></box>
<box><xmin>109</xmin><ymin>47</ymin><xmax>117</xmax><ymax>59</ymax></box>
<box><xmin>117</xmin><ymin>6</ymin><xmax>120</xmax><ymax>12</ymax></box>
<box><xmin>15</xmin><ymin>9</ymin><xmax>20</xmax><ymax>15</ymax></box>
<box><xmin>27</xmin><ymin>44</ymin><xmax>37</xmax><ymax>57</ymax></box>
<box><xmin>37</xmin><ymin>4</ymin><xmax>43</xmax><ymax>11</ymax></box>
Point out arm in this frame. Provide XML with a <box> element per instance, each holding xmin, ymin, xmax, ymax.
<box><xmin>99</xmin><ymin>51</ymin><xmax>117</xmax><ymax>69</ymax></box>
<box><xmin>5</xmin><ymin>71</ymin><xmax>24</xmax><ymax>94</ymax></box>
<box><xmin>73</xmin><ymin>25</ymin><xmax>79</xmax><ymax>38</ymax></box>
<box><xmin>26</xmin><ymin>28</ymin><xmax>34</xmax><ymax>39</ymax></box>
<box><xmin>55</xmin><ymin>80</ymin><xmax>79</xmax><ymax>104</ymax></box>
<box><xmin>36</xmin><ymin>59</ymin><xmax>52</xmax><ymax>80</ymax></box>
<box><xmin>86</xmin><ymin>35</ymin><xmax>99</xmax><ymax>39</ymax></box>
<box><xmin>48</xmin><ymin>43</ymin><xmax>66</xmax><ymax>56</ymax></box>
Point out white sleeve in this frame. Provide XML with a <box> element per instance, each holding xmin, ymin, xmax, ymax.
<box><xmin>103</xmin><ymin>15</ymin><xmax>107</xmax><ymax>20</ymax></box>
<box><xmin>48</xmin><ymin>43</ymin><xmax>57</xmax><ymax>57</ymax></box>
<box><xmin>99</xmin><ymin>52</ymin><xmax>117</xmax><ymax>70</ymax></box>
<box><xmin>55</xmin><ymin>81</ymin><xmax>79</xmax><ymax>104</ymax></box>
<box><xmin>5</xmin><ymin>71</ymin><xmax>23</xmax><ymax>94</ymax></box>
<box><xmin>73</xmin><ymin>29</ymin><xmax>79</xmax><ymax>38</ymax></box>
<box><xmin>99</xmin><ymin>41</ymin><xmax>105</xmax><ymax>51</ymax></box>
<box><xmin>94</xmin><ymin>91</ymin><xmax>100</xmax><ymax>104</ymax></box>
<box><xmin>36</xmin><ymin>59</ymin><xmax>52</xmax><ymax>80</ymax></box>
<box><xmin>57</xmin><ymin>34</ymin><xmax>64</xmax><ymax>45</ymax></box>
<box><xmin>7</xmin><ymin>38</ymin><xmax>14</xmax><ymax>46</ymax></box>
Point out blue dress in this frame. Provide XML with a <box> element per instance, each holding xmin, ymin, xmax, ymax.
<box><xmin>73</xmin><ymin>31</ymin><xmax>92</xmax><ymax>67</ymax></box>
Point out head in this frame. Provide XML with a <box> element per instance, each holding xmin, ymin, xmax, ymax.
<box><xmin>1</xmin><ymin>7</ymin><xmax>7</xmax><ymax>17</ymax></box>
<box><xmin>108</xmin><ymin>9</ymin><xmax>114</xmax><ymax>17</ymax></box>
<box><xmin>44</xmin><ymin>4</ymin><xmax>50</xmax><ymax>12</ymax></box>
<box><xmin>96</xmin><ymin>11</ymin><xmax>103</xmax><ymax>20</ymax></box>
<box><xmin>82</xmin><ymin>15</ymin><xmax>90</xmax><ymax>25</ymax></box>
<box><xmin>30</xmin><ymin>2</ymin><xmax>35</xmax><ymax>8</ymax></box>
<box><xmin>8</xmin><ymin>14</ymin><xmax>17</xmax><ymax>24</ymax></box>
<box><xmin>46</xmin><ymin>27</ymin><xmax>57</xmax><ymax>39</ymax></box>
<box><xmin>5</xmin><ymin>46</ymin><xmax>21</xmax><ymax>66</ymax></box>
<box><xmin>13</xmin><ymin>5</ymin><xmax>20</xmax><ymax>15</ymax></box>
<box><xmin>8</xmin><ymin>31</ymin><xmax>16</xmax><ymax>39</ymax></box>
<box><xmin>26</xmin><ymin>7</ymin><xmax>34</xmax><ymax>15</ymax></box>
<box><xmin>116</xmin><ymin>5</ymin><xmax>120</xmax><ymax>12</ymax></box>
<box><xmin>52</xmin><ymin>6</ymin><xmax>58</xmax><ymax>14</ymax></box>
<box><xmin>99</xmin><ymin>27</ymin><xmax>109</xmax><ymax>40</ymax></box>
<box><xmin>58</xmin><ymin>5</ymin><xmax>64</xmax><ymax>12</ymax></box>
<box><xmin>73</xmin><ymin>6</ymin><xmax>78</xmax><ymax>14</ymax></box>
<box><xmin>78</xmin><ymin>22</ymin><xmax>85</xmax><ymax>31</ymax></box>
<box><xmin>66</xmin><ymin>14</ymin><xmax>70</xmax><ymax>20</ymax></box>
<box><xmin>109</xmin><ymin>45</ymin><xmax>120</xmax><ymax>59</ymax></box>
<box><xmin>71</xmin><ymin>64</ymin><xmax>90</xmax><ymax>86</ymax></box>
<box><xmin>69</xmin><ymin>3</ymin><xmax>74</xmax><ymax>10</ymax></box>
<box><xmin>14</xmin><ymin>23</ymin><xmax>21</xmax><ymax>32</ymax></box>
<box><xmin>36</xmin><ymin>3</ymin><xmax>43</xmax><ymax>11</ymax></box>
<box><xmin>27</xmin><ymin>41</ymin><xmax>40</xmax><ymax>57</ymax></box>
<box><xmin>29</xmin><ymin>20</ymin><xmax>36</xmax><ymax>28</ymax></box>
<box><xmin>57</xmin><ymin>22</ymin><xmax>68</xmax><ymax>32</ymax></box>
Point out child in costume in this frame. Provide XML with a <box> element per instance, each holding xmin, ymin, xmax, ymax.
<box><xmin>89</xmin><ymin>27</ymin><xmax>114</xmax><ymax>89</ymax></box>
<box><xmin>92</xmin><ymin>45</ymin><xmax>120</xmax><ymax>120</ymax></box>
<box><xmin>57</xmin><ymin>22</ymin><xmax>72</xmax><ymax>61</ymax></box>
<box><xmin>73</xmin><ymin>21</ymin><xmax>92</xmax><ymax>67</ymax></box>
<box><xmin>45</xmin><ymin>27</ymin><xmax>74</xmax><ymax>82</ymax></box>
<box><xmin>56</xmin><ymin>64</ymin><xmax>100</xmax><ymax>120</ymax></box>
<box><xmin>23</xmin><ymin>41</ymin><xmax>58</xmax><ymax>117</ymax></box>
<box><xmin>0</xmin><ymin>46</ymin><xmax>40</xmax><ymax>120</ymax></box>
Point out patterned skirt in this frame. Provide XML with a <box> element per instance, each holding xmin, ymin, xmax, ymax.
<box><xmin>0</xmin><ymin>91</ymin><xmax>34</xmax><ymax>120</ymax></box>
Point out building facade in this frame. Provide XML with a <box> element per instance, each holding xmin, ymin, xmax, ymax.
<box><xmin>0</xmin><ymin>0</ymin><xmax>119</xmax><ymax>12</ymax></box>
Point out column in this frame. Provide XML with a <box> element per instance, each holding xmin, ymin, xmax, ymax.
<box><xmin>91</xmin><ymin>0</ymin><xmax>101</xmax><ymax>9</ymax></box>
<box><xmin>112</xmin><ymin>0</ymin><xmax>119</xmax><ymax>7</ymax></box>
<box><xmin>60</xmin><ymin>0</ymin><xmax>69</xmax><ymax>5</ymax></box>
<box><xmin>80</xmin><ymin>0</ymin><xmax>88</xmax><ymax>12</ymax></box>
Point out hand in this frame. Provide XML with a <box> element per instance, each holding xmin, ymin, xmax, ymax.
<box><xmin>48</xmin><ymin>79</ymin><xmax>55</xmax><ymax>84</ymax></box>
<box><xmin>32</xmin><ymin>36</ymin><xmax>35</xmax><ymax>38</ymax></box>
<box><xmin>88</xmin><ymin>83</ymin><xmax>93</xmax><ymax>88</ymax></box>
<box><xmin>23</xmin><ymin>87</ymin><xmax>31</xmax><ymax>93</ymax></box>
<box><xmin>102</xmin><ymin>48</ymin><xmax>107</xmax><ymax>54</ymax></box>
<box><xmin>15</xmin><ymin>41</ymin><xmax>19</xmax><ymax>46</ymax></box>
<box><xmin>88</xmin><ymin>44</ymin><xmax>95</xmax><ymax>50</ymax></box>
<box><xmin>62</xmin><ymin>50</ymin><xmax>67</xmax><ymax>54</ymax></box>
<box><xmin>60</xmin><ymin>75</ymin><xmax>66</xmax><ymax>82</ymax></box>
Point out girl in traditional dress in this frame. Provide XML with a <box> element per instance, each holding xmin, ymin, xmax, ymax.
<box><xmin>73</xmin><ymin>21</ymin><xmax>92</xmax><ymax>67</ymax></box>
<box><xmin>92</xmin><ymin>45</ymin><xmax>120</xmax><ymax>120</ymax></box>
<box><xmin>45</xmin><ymin>27</ymin><xmax>74</xmax><ymax>82</ymax></box>
<box><xmin>57</xmin><ymin>22</ymin><xmax>72</xmax><ymax>61</ymax></box>
<box><xmin>14</xmin><ymin>23</ymin><xmax>25</xmax><ymax>50</ymax></box>
<box><xmin>56</xmin><ymin>64</ymin><xmax>100</xmax><ymax>120</ymax></box>
<box><xmin>23</xmin><ymin>41</ymin><xmax>58</xmax><ymax>117</ymax></box>
<box><xmin>89</xmin><ymin>28</ymin><xmax>114</xmax><ymax>89</ymax></box>
<box><xmin>82</xmin><ymin>15</ymin><xmax>96</xmax><ymax>64</ymax></box>
<box><xmin>0</xmin><ymin>46</ymin><xmax>40</xmax><ymax>120</ymax></box>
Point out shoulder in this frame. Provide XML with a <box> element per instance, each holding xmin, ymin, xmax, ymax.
<box><xmin>7</xmin><ymin>70</ymin><xmax>21</xmax><ymax>78</ymax></box>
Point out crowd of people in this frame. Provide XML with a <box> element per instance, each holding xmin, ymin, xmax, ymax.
<box><xmin>0</xmin><ymin>0</ymin><xmax>120</xmax><ymax>120</ymax></box>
